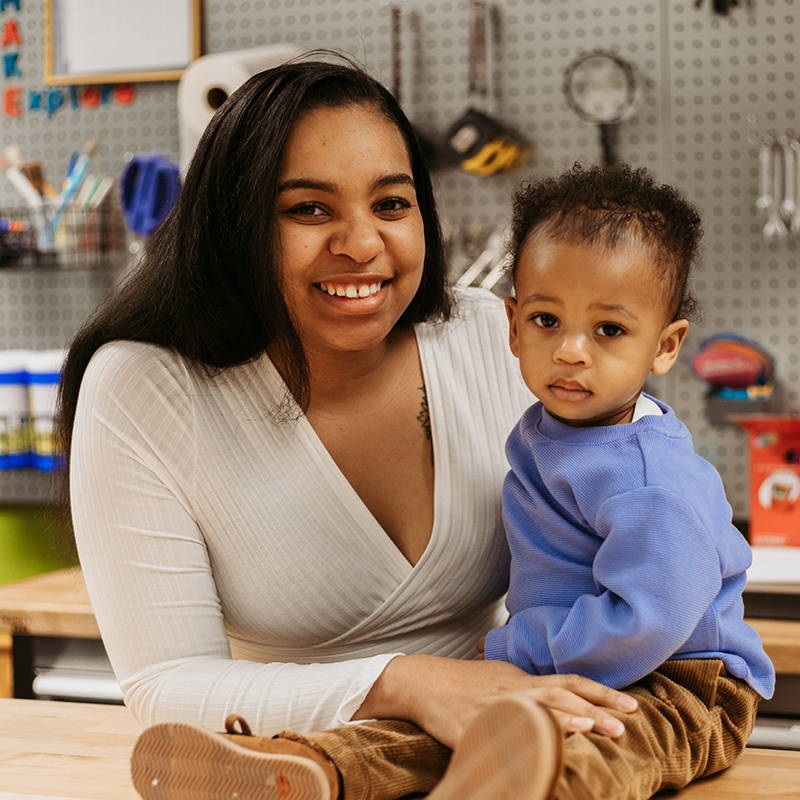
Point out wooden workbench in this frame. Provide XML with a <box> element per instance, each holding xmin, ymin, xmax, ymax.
<box><xmin>0</xmin><ymin>568</ymin><xmax>101</xmax><ymax>699</ymax></box>
<box><xmin>0</xmin><ymin>698</ymin><xmax>799</xmax><ymax>800</ymax></box>
<box><xmin>0</xmin><ymin>567</ymin><xmax>100</xmax><ymax>640</ymax></box>
<box><xmin>0</xmin><ymin>698</ymin><xmax>141</xmax><ymax>799</ymax></box>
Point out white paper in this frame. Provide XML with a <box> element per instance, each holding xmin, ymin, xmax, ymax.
<box><xmin>746</xmin><ymin>545</ymin><xmax>800</xmax><ymax>585</ymax></box>
<box><xmin>59</xmin><ymin>0</ymin><xmax>192</xmax><ymax>75</ymax></box>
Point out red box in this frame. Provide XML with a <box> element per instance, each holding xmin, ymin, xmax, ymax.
<box><xmin>737</xmin><ymin>416</ymin><xmax>800</xmax><ymax>547</ymax></box>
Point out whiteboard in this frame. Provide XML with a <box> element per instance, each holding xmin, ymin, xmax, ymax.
<box><xmin>45</xmin><ymin>0</ymin><xmax>201</xmax><ymax>84</ymax></box>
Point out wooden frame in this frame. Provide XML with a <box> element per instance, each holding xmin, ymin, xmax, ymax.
<box><xmin>44</xmin><ymin>0</ymin><xmax>201</xmax><ymax>85</ymax></box>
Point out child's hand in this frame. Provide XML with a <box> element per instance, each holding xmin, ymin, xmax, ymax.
<box><xmin>476</xmin><ymin>635</ymin><xmax>486</xmax><ymax>660</ymax></box>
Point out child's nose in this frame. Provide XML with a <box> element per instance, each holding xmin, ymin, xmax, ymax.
<box><xmin>554</xmin><ymin>332</ymin><xmax>591</xmax><ymax>365</ymax></box>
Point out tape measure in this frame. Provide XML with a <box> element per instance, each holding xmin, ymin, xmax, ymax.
<box><xmin>443</xmin><ymin>108</ymin><xmax>530</xmax><ymax>177</ymax></box>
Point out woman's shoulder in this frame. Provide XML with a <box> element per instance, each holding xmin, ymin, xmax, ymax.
<box><xmin>83</xmin><ymin>340</ymin><xmax>193</xmax><ymax>397</ymax></box>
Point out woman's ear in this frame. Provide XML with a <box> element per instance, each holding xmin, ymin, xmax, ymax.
<box><xmin>505</xmin><ymin>296</ymin><xmax>520</xmax><ymax>358</ymax></box>
<box><xmin>651</xmin><ymin>319</ymin><xmax>690</xmax><ymax>376</ymax></box>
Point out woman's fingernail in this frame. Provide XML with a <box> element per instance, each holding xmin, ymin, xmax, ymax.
<box><xmin>603</xmin><ymin>718</ymin><xmax>625</xmax><ymax>737</ymax></box>
<box><xmin>620</xmin><ymin>695</ymin><xmax>638</xmax><ymax>711</ymax></box>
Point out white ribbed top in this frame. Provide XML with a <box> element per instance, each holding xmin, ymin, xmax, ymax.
<box><xmin>71</xmin><ymin>287</ymin><xmax>533</xmax><ymax>735</ymax></box>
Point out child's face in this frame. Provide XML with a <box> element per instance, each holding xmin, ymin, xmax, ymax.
<box><xmin>506</xmin><ymin>235</ymin><xmax>689</xmax><ymax>427</ymax></box>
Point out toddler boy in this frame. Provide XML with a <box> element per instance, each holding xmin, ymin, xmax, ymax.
<box><xmin>482</xmin><ymin>163</ymin><xmax>775</xmax><ymax>798</ymax></box>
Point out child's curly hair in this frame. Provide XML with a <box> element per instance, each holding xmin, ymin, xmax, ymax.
<box><xmin>508</xmin><ymin>163</ymin><xmax>702</xmax><ymax>322</ymax></box>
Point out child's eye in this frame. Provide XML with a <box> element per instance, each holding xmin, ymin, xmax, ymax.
<box><xmin>597</xmin><ymin>323</ymin><xmax>624</xmax><ymax>337</ymax></box>
<box><xmin>532</xmin><ymin>314</ymin><xmax>559</xmax><ymax>329</ymax></box>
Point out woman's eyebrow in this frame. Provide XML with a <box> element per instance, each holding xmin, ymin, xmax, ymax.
<box><xmin>277</xmin><ymin>173</ymin><xmax>415</xmax><ymax>195</ymax></box>
<box><xmin>372</xmin><ymin>173</ymin><xmax>416</xmax><ymax>191</ymax></box>
<box><xmin>277</xmin><ymin>177</ymin><xmax>338</xmax><ymax>194</ymax></box>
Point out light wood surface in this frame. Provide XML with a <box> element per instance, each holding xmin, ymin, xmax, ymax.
<box><xmin>0</xmin><ymin>699</ymin><xmax>799</xmax><ymax>800</ymax></box>
<box><xmin>745</xmin><ymin>618</ymin><xmax>800</xmax><ymax>676</ymax></box>
<box><xmin>0</xmin><ymin>698</ymin><xmax>142</xmax><ymax>798</ymax></box>
<box><xmin>0</xmin><ymin>568</ymin><xmax>100</xmax><ymax>639</ymax></box>
<box><xmin>654</xmin><ymin>747</ymin><xmax>800</xmax><ymax>798</ymax></box>
<box><xmin>0</xmin><ymin>633</ymin><xmax>11</xmax><ymax>699</ymax></box>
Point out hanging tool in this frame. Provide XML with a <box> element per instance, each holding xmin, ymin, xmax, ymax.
<box><xmin>389</xmin><ymin>4</ymin><xmax>438</xmax><ymax>166</ymax></box>
<box><xmin>762</xmin><ymin>137</ymin><xmax>788</xmax><ymax>239</ymax></box>
<box><xmin>441</xmin><ymin>2</ymin><xmax>530</xmax><ymax>177</ymax></box>
<box><xmin>563</xmin><ymin>50</ymin><xmax>639</xmax><ymax>165</ymax></box>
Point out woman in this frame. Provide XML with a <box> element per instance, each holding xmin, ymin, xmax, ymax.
<box><xmin>57</xmin><ymin>55</ymin><xmax>636</xmax><ymax>800</ymax></box>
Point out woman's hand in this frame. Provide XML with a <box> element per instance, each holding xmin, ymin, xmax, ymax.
<box><xmin>353</xmin><ymin>653</ymin><xmax>637</xmax><ymax>750</ymax></box>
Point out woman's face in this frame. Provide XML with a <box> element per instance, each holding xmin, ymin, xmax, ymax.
<box><xmin>275</xmin><ymin>103</ymin><xmax>426</xmax><ymax>361</ymax></box>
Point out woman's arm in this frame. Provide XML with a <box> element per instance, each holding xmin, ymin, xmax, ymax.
<box><xmin>71</xmin><ymin>343</ymin><xmax>402</xmax><ymax>735</ymax></box>
<box><xmin>354</xmin><ymin>652</ymin><xmax>637</xmax><ymax>749</ymax></box>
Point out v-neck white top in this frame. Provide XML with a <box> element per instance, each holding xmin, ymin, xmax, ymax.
<box><xmin>71</xmin><ymin>287</ymin><xmax>534</xmax><ymax>735</ymax></box>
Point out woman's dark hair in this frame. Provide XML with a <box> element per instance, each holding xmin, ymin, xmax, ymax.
<box><xmin>55</xmin><ymin>53</ymin><xmax>451</xmax><ymax>511</ymax></box>
<box><xmin>507</xmin><ymin>163</ymin><xmax>702</xmax><ymax>323</ymax></box>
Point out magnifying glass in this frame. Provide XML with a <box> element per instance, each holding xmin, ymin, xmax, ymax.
<box><xmin>563</xmin><ymin>51</ymin><xmax>639</xmax><ymax>165</ymax></box>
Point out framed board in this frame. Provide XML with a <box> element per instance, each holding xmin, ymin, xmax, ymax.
<box><xmin>44</xmin><ymin>0</ymin><xmax>201</xmax><ymax>85</ymax></box>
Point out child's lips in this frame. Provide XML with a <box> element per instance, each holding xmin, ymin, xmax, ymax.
<box><xmin>549</xmin><ymin>381</ymin><xmax>592</xmax><ymax>402</ymax></box>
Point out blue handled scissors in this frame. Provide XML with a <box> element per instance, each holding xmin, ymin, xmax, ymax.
<box><xmin>121</xmin><ymin>153</ymin><xmax>181</xmax><ymax>237</ymax></box>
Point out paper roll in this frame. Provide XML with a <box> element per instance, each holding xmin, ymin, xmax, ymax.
<box><xmin>178</xmin><ymin>45</ymin><xmax>304</xmax><ymax>174</ymax></box>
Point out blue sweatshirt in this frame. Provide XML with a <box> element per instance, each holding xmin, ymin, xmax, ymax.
<box><xmin>484</xmin><ymin>396</ymin><xmax>775</xmax><ymax>699</ymax></box>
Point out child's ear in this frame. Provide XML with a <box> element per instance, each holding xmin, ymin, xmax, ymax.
<box><xmin>651</xmin><ymin>319</ymin><xmax>689</xmax><ymax>376</ymax></box>
<box><xmin>505</xmin><ymin>297</ymin><xmax>520</xmax><ymax>358</ymax></box>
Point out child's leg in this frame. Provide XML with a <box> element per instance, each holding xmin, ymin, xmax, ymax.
<box><xmin>285</xmin><ymin>719</ymin><xmax>450</xmax><ymax>800</ymax></box>
<box><xmin>298</xmin><ymin>695</ymin><xmax>563</xmax><ymax>800</ymax></box>
<box><xmin>555</xmin><ymin>658</ymin><xmax>760</xmax><ymax>800</ymax></box>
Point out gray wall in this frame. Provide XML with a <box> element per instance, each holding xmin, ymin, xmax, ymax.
<box><xmin>1</xmin><ymin>0</ymin><xmax>798</xmax><ymax>514</ymax></box>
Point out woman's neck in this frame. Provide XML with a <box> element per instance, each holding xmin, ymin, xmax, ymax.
<box><xmin>269</xmin><ymin>325</ymin><xmax>417</xmax><ymax>411</ymax></box>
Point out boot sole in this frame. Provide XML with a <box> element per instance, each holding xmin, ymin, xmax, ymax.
<box><xmin>131</xmin><ymin>722</ymin><xmax>331</xmax><ymax>800</ymax></box>
<box><xmin>427</xmin><ymin>694</ymin><xmax>564</xmax><ymax>800</ymax></box>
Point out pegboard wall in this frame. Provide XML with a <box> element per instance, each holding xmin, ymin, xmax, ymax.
<box><xmin>1</xmin><ymin>0</ymin><xmax>799</xmax><ymax>516</ymax></box>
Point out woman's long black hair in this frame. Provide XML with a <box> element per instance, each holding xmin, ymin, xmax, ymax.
<box><xmin>54</xmin><ymin>53</ymin><xmax>452</xmax><ymax>512</ymax></box>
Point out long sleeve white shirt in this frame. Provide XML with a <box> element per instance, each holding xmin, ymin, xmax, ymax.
<box><xmin>71</xmin><ymin>287</ymin><xmax>533</xmax><ymax>735</ymax></box>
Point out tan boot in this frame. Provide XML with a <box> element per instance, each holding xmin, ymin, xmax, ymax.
<box><xmin>427</xmin><ymin>695</ymin><xmax>564</xmax><ymax>800</ymax></box>
<box><xmin>131</xmin><ymin>715</ymin><xmax>339</xmax><ymax>800</ymax></box>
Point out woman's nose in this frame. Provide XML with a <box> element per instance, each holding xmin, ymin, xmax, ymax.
<box><xmin>554</xmin><ymin>332</ymin><xmax>591</xmax><ymax>365</ymax></box>
<box><xmin>329</xmin><ymin>214</ymin><xmax>385</xmax><ymax>263</ymax></box>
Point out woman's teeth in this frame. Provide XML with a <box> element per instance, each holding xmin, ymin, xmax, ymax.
<box><xmin>318</xmin><ymin>282</ymin><xmax>383</xmax><ymax>298</ymax></box>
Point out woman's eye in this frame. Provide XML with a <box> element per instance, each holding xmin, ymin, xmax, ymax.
<box><xmin>375</xmin><ymin>197</ymin><xmax>411</xmax><ymax>214</ymax></box>
<box><xmin>532</xmin><ymin>314</ymin><xmax>558</xmax><ymax>328</ymax></box>
<box><xmin>290</xmin><ymin>203</ymin><xmax>327</xmax><ymax>217</ymax></box>
<box><xmin>597</xmin><ymin>323</ymin><xmax>624</xmax><ymax>337</ymax></box>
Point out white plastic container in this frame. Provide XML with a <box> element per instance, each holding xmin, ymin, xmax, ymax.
<box><xmin>25</xmin><ymin>349</ymin><xmax>66</xmax><ymax>471</ymax></box>
<box><xmin>0</xmin><ymin>350</ymin><xmax>31</xmax><ymax>469</ymax></box>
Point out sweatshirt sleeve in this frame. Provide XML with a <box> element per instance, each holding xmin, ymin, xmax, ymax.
<box><xmin>484</xmin><ymin>486</ymin><xmax>723</xmax><ymax>688</ymax></box>
<box><xmin>71</xmin><ymin>344</ymin><xmax>400</xmax><ymax>736</ymax></box>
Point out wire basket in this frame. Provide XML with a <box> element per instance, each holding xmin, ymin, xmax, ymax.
<box><xmin>0</xmin><ymin>201</ymin><xmax>127</xmax><ymax>270</ymax></box>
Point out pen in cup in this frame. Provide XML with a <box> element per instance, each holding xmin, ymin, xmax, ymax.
<box><xmin>43</xmin><ymin>137</ymin><xmax>101</xmax><ymax>250</ymax></box>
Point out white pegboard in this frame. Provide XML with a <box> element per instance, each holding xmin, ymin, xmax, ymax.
<box><xmin>0</xmin><ymin>0</ymin><xmax>798</xmax><ymax>515</ymax></box>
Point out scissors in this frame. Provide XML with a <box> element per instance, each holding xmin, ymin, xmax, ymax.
<box><xmin>121</xmin><ymin>153</ymin><xmax>181</xmax><ymax>237</ymax></box>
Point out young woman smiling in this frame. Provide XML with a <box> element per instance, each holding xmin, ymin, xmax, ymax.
<box><xmin>56</xmin><ymin>55</ymin><xmax>636</xmax><ymax>800</ymax></box>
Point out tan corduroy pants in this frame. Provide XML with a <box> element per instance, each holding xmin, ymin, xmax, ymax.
<box><xmin>283</xmin><ymin>659</ymin><xmax>760</xmax><ymax>800</ymax></box>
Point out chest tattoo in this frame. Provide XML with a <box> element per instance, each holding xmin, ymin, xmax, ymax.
<box><xmin>417</xmin><ymin>385</ymin><xmax>434</xmax><ymax>466</ymax></box>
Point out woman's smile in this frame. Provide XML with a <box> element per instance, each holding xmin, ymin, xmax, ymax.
<box><xmin>316</xmin><ymin>280</ymin><xmax>386</xmax><ymax>299</ymax></box>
